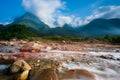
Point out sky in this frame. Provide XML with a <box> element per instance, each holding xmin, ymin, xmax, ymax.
<box><xmin>0</xmin><ymin>0</ymin><xmax>120</xmax><ymax>27</ymax></box>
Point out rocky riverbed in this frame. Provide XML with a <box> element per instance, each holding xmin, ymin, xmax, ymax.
<box><xmin>0</xmin><ymin>40</ymin><xmax>119</xmax><ymax>80</ymax></box>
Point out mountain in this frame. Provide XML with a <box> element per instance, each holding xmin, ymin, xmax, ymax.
<box><xmin>12</xmin><ymin>12</ymin><xmax>120</xmax><ymax>37</ymax></box>
<box><xmin>0</xmin><ymin>24</ymin><xmax>37</xmax><ymax>40</ymax></box>
<box><xmin>13</xmin><ymin>12</ymin><xmax>82</xmax><ymax>37</ymax></box>
<box><xmin>0</xmin><ymin>24</ymin><xmax>3</xmax><ymax>27</ymax></box>
<box><xmin>80</xmin><ymin>18</ymin><xmax>120</xmax><ymax>37</ymax></box>
<box><xmin>13</xmin><ymin>12</ymin><xmax>50</xmax><ymax>36</ymax></box>
<box><xmin>46</xmin><ymin>24</ymin><xmax>82</xmax><ymax>37</ymax></box>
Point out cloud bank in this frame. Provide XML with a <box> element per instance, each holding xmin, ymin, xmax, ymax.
<box><xmin>85</xmin><ymin>6</ymin><xmax>120</xmax><ymax>23</ymax></box>
<box><xmin>22</xmin><ymin>0</ymin><xmax>120</xmax><ymax>27</ymax></box>
<box><xmin>22</xmin><ymin>0</ymin><xmax>83</xmax><ymax>27</ymax></box>
<box><xmin>22</xmin><ymin>0</ymin><xmax>64</xmax><ymax>27</ymax></box>
<box><xmin>57</xmin><ymin>15</ymin><xmax>84</xmax><ymax>27</ymax></box>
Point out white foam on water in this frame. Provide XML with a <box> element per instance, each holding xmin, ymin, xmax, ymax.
<box><xmin>62</xmin><ymin>62</ymin><xmax>120</xmax><ymax>80</ymax></box>
<box><xmin>52</xmin><ymin>50</ymin><xmax>120</xmax><ymax>80</ymax></box>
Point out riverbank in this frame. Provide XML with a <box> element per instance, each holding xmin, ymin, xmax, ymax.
<box><xmin>0</xmin><ymin>40</ymin><xmax>119</xmax><ymax>80</ymax></box>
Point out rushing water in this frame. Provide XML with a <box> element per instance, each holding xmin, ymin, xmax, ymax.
<box><xmin>0</xmin><ymin>65</ymin><xmax>10</xmax><ymax>74</ymax></box>
<box><xmin>0</xmin><ymin>46</ymin><xmax>120</xmax><ymax>80</ymax></box>
<box><xmin>49</xmin><ymin>50</ymin><xmax>120</xmax><ymax>80</ymax></box>
<box><xmin>0</xmin><ymin>46</ymin><xmax>20</xmax><ymax>55</ymax></box>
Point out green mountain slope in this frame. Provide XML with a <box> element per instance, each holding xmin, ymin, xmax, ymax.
<box><xmin>13</xmin><ymin>12</ymin><xmax>82</xmax><ymax>37</ymax></box>
<box><xmin>80</xmin><ymin>18</ymin><xmax>120</xmax><ymax>37</ymax></box>
<box><xmin>12</xmin><ymin>12</ymin><xmax>120</xmax><ymax>37</ymax></box>
<box><xmin>0</xmin><ymin>24</ymin><xmax>37</xmax><ymax>40</ymax></box>
<box><xmin>13</xmin><ymin>12</ymin><xmax>50</xmax><ymax>36</ymax></box>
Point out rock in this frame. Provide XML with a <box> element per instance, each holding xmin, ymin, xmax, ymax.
<box><xmin>8</xmin><ymin>60</ymin><xmax>32</xmax><ymax>80</ymax></box>
<box><xmin>0</xmin><ymin>53</ymin><xmax>5</xmax><ymax>57</ymax></box>
<box><xmin>117</xmin><ymin>58</ymin><xmax>120</xmax><ymax>61</ymax></box>
<box><xmin>20</xmin><ymin>43</ymin><xmax>43</xmax><ymax>53</ymax></box>
<box><xmin>19</xmin><ymin>40</ymin><xmax>27</xmax><ymax>45</ymax></box>
<box><xmin>0</xmin><ymin>41</ymin><xmax>8</xmax><ymax>46</ymax></box>
<box><xmin>46</xmin><ymin>46</ymin><xmax>52</xmax><ymax>50</ymax></box>
<box><xmin>34</xmin><ymin>63</ymin><xmax>40</xmax><ymax>67</ymax></box>
<box><xmin>0</xmin><ymin>59</ymin><xmax>15</xmax><ymax>64</ymax></box>
<box><xmin>115</xmin><ymin>49</ymin><xmax>120</xmax><ymax>52</ymax></box>
<box><xmin>29</xmin><ymin>68</ymin><xmax>58</xmax><ymax>80</ymax></box>
<box><xmin>17</xmin><ymin>70</ymin><xmax>29</xmax><ymax>80</ymax></box>
<box><xmin>10</xmin><ymin>38</ymin><xmax>17</xmax><ymax>41</ymax></box>
<box><xmin>99</xmin><ymin>55</ymin><xmax>107</xmax><ymax>59</ymax></box>
<box><xmin>9</xmin><ymin>60</ymin><xmax>31</xmax><ymax>73</ymax></box>
<box><xmin>13</xmin><ymin>52</ymin><xmax>32</xmax><ymax>58</ymax></box>
<box><xmin>0</xmin><ymin>54</ymin><xmax>9</xmax><ymax>60</ymax></box>
<box><xmin>9</xmin><ymin>49</ymin><xmax>15</xmax><ymax>53</ymax></box>
<box><xmin>9</xmin><ymin>42</ymin><xmax>15</xmax><ymax>46</ymax></box>
<box><xmin>60</xmin><ymin>69</ymin><xmax>95</xmax><ymax>80</ymax></box>
<box><xmin>36</xmin><ymin>60</ymin><xmax>40</xmax><ymax>63</ymax></box>
<box><xmin>99</xmin><ymin>55</ymin><xmax>115</xmax><ymax>60</ymax></box>
<box><xmin>41</xmin><ymin>46</ymin><xmax>52</xmax><ymax>52</ymax></box>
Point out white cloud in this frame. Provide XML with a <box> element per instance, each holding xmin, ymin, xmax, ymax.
<box><xmin>57</xmin><ymin>16</ymin><xmax>72</xmax><ymax>27</ymax></box>
<box><xmin>22</xmin><ymin>0</ymin><xmax>120</xmax><ymax>27</ymax></box>
<box><xmin>0</xmin><ymin>21</ymin><xmax>13</xmax><ymax>25</ymax></box>
<box><xmin>71</xmin><ymin>17</ymin><xmax>84</xmax><ymax>27</ymax></box>
<box><xmin>85</xmin><ymin>6</ymin><xmax>120</xmax><ymax>23</ymax></box>
<box><xmin>22</xmin><ymin>0</ymin><xmax>64</xmax><ymax>27</ymax></box>
<box><xmin>22</xmin><ymin>0</ymin><xmax>84</xmax><ymax>27</ymax></box>
<box><xmin>91</xmin><ymin>0</ymin><xmax>104</xmax><ymax>8</ymax></box>
<box><xmin>57</xmin><ymin>16</ymin><xmax>84</xmax><ymax>27</ymax></box>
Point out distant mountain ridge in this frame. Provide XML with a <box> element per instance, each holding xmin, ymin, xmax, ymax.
<box><xmin>13</xmin><ymin>12</ymin><xmax>82</xmax><ymax>37</ymax></box>
<box><xmin>12</xmin><ymin>12</ymin><xmax>120</xmax><ymax>37</ymax></box>
<box><xmin>81</xmin><ymin>18</ymin><xmax>120</xmax><ymax>37</ymax></box>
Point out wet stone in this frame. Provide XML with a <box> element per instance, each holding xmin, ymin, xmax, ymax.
<box><xmin>59</xmin><ymin>69</ymin><xmax>96</xmax><ymax>80</ymax></box>
<box><xmin>36</xmin><ymin>60</ymin><xmax>40</xmax><ymax>63</ymax></box>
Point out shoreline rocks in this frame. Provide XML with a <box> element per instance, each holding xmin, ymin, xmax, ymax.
<box><xmin>0</xmin><ymin>40</ymin><xmax>119</xmax><ymax>80</ymax></box>
<box><xmin>20</xmin><ymin>43</ymin><xmax>43</xmax><ymax>53</ymax></box>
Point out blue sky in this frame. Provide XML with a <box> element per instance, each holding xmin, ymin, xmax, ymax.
<box><xmin>0</xmin><ymin>0</ymin><xmax>25</xmax><ymax>24</ymax></box>
<box><xmin>62</xmin><ymin>0</ymin><xmax>120</xmax><ymax>18</ymax></box>
<box><xmin>0</xmin><ymin>0</ymin><xmax>120</xmax><ymax>27</ymax></box>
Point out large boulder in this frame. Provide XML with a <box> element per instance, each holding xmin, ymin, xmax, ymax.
<box><xmin>20</xmin><ymin>43</ymin><xmax>43</xmax><ymax>53</ymax></box>
<box><xmin>17</xmin><ymin>70</ymin><xmax>29</xmax><ymax>80</ymax></box>
<box><xmin>9</xmin><ymin>60</ymin><xmax>31</xmax><ymax>73</ymax></box>
<box><xmin>9</xmin><ymin>60</ymin><xmax>31</xmax><ymax>80</ymax></box>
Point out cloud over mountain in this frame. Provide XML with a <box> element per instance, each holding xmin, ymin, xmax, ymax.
<box><xmin>86</xmin><ymin>6</ymin><xmax>120</xmax><ymax>23</ymax></box>
<box><xmin>57</xmin><ymin>16</ymin><xmax>83</xmax><ymax>27</ymax></box>
<box><xmin>22</xmin><ymin>0</ymin><xmax>64</xmax><ymax>27</ymax></box>
<box><xmin>22</xmin><ymin>0</ymin><xmax>83</xmax><ymax>27</ymax></box>
<box><xmin>22</xmin><ymin>0</ymin><xmax>120</xmax><ymax>27</ymax></box>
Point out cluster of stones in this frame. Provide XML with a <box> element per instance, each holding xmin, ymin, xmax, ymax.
<box><xmin>0</xmin><ymin>40</ymin><xmax>52</xmax><ymax>53</ymax></box>
<box><xmin>6</xmin><ymin>59</ymin><xmax>96</xmax><ymax>80</ymax></box>
<box><xmin>0</xmin><ymin>40</ymin><xmax>96</xmax><ymax>80</ymax></box>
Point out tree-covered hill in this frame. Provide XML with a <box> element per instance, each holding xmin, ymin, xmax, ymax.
<box><xmin>0</xmin><ymin>24</ymin><xmax>37</xmax><ymax>40</ymax></box>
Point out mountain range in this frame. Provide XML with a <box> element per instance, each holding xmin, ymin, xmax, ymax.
<box><xmin>11</xmin><ymin>12</ymin><xmax>120</xmax><ymax>37</ymax></box>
